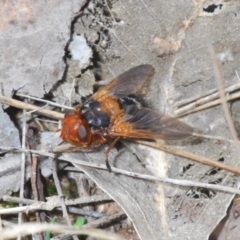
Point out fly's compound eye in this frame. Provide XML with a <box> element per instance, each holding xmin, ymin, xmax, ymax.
<box><xmin>78</xmin><ymin>125</ymin><xmax>88</xmax><ymax>142</ymax></box>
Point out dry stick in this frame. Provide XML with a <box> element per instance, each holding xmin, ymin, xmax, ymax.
<box><xmin>51</xmin><ymin>160</ymin><xmax>79</xmax><ymax>240</ymax></box>
<box><xmin>16</xmin><ymin>93</ymin><xmax>72</xmax><ymax>110</ymax></box>
<box><xmin>192</xmin><ymin>132</ymin><xmax>236</xmax><ymax>144</ymax></box>
<box><xmin>174</xmin><ymin>82</ymin><xmax>240</xmax><ymax>114</ymax></box>
<box><xmin>59</xmin><ymin>207</ymin><xmax>106</xmax><ymax>219</ymax></box>
<box><xmin>66</xmin><ymin>166</ymin><xmax>240</xmax><ymax>196</ymax></box>
<box><xmin>1</xmin><ymin>195</ymin><xmax>112</xmax><ymax>215</ymax></box>
<box><xmin>82</xmin><ymin>212</ymin><xmax>126</xmax><ymax>229</ymax></box>
<box><xmin>3</xmin><ymin>195</ymin><xmax>112</xmax><ymax>207</ymax></box>
<box><xmin>0</xmin><ymin>95</ymin><xmax>64</xmax><ymax>120</ymax></box>
<box><xmin>0</xmin><ymin>223</ymin><xmax>123</xmax><ymax>240</ymax></box>
<box><xmin>189</xmin><ymin>49</ymin><xmax>240</xmax><ymax>234</ymax></box>
<box><xmin>27</xmin><ymin>128</ymin><xmax>46</xmax><ymax>228</ymax></box>
<box><xmin>51</xmin><ymin>212</ymin><xmax>127</xmax><ymax>240</ymax></box>
<box><xmin>1</xmin><ymin>146</ymin><xmax>240</xmax><ymax>195</ymax></box>
<box><xmin>176</xmin><ymin>91</ymin><xmax>240</xmax><ymax>117</ymax></box>
<box><xmin>136</xmin><ymin>140</ymin><xmax>240</xmax><ymax>175</ymax></box>
<box><xmin>174</xmin><ymin>69</ymin><xmax>240</xmax><ymax>108</ymax></box>
<box><xmin>17</xmin><ymin>108</ymin><xmax>26</xmax><ymax>240</ymax></box>
<box><xmin>210</xmin><ymin>47</ymin><xmax>240</xmax><ymax>147</ymax></box>
<box><xmin>174</xmin><ymin>86</ymin><xmax>218</xmax><ymax>108</ymax></box>
<box><xmin>52</xmin><ymin>161</ymin><xmax>70</xmax><ymax>220</ymax></box>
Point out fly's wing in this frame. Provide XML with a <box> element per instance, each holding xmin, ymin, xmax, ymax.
<box><xmin>111</xmin><ymin>105</ymin><xmax>193</xmax><ymax>140</ymax></box>
<box><xmin>92</xmin><ymin>64</ymin><xmax>154</xmax><ymax>100</ymax></box>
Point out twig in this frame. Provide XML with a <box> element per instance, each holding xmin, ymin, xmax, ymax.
<box><xmin>137</xmin><ymin>140</ymin><xmax>240</xmax><ymax>175</ymax></box>
<box><xmin>4</xmin><ymin>145</ymin><xmax>240</xmax><ymax>186</ymax></box>
<box><xmin>1</xmin><ymin>195</ymin><xmax>112</xmax><ymax>215</ymax></box>
<box><xmin>174</xmin><ymin>82</ymin><xmax>240</xmax><ymax>114</ymax></box>
<box><xmin>82</xmin><ymin>212</ymin><xmax>126</xmax><ymax>228</ymax></box>
<box><xmin>51</xmin><ymin>212</ymin><xmax>126</xmax><ymax>240</ymax></box>
<box><xmin>57</xmin><ymin>207</ymin><xmax>106</xmax><ymax>218</ymax></box>
<box><xmin>210</xmin><ymin>47</ymin><xmax>240</xmax><ymax>148</ymax></box>
<box><xmin>0</xmin><ymin>95</ymin><xmax>64</xmax><ymax>120</ymax></box>
<box><xmin>69</xmin><ymin>165</ymin><xmax>240</xmax><ymax>195</ymax></box>
<box><xmin>1</xmin><ymin>147</ymin><xmax>240</xmax><ymax>195</ymax></box>
<box><xmin>175</xmin><ymin>91</ymin><xmax>240</xmax><ymax>117</ymax></box>
<box><xmin>17</xmin><ymin>108</ymin><xmax>26</xmax><ymax>240</ymax></box>
<box><xmin>16</xmin><ymin>93</ymin><xmax>72</xmax><ymax>110</ymax></box>
<box><xmin>0</xmin><ymin>223</ymin><xmax>123</xmax><ymax>240</ymax></box>
<box><xmin>27</xmin><ymin>128</ymin><xmax>45</xmax><ymax>227</ymax></box>
<box><xmin>192</xmin><ymin>132</ymin><xmax>237</xmax><ymax>144</ymax></box>
<box><xmin>3</xmin><ymin>195</ymin><xmax>111</xmax><ymax>207</ymax></box>
<box><xmin>2</xmin><ymin>137</ymin><xmax>240</xmax><ymax>176</ymax></box>
<box><xmin>51</xmin><ymin>160</ymin><xmax>79</xmax><ymax>240</ymax></box>
<box><xmin>174</xmin><ymin>86</ymin><xmax>219</xmax><ymax>108</ymax></box>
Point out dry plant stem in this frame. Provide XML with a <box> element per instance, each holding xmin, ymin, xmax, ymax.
<box><xmin>0</xmin><ymin>95</ymin><xmax>64</xmax><ymax>120</ymax></box>
<box><xmin>82</xmin><ymin>212</ymin><xmax>126</xmax><ymax>228</ymax></box>
<box><xmin>60</xmin><ymin>206</ymin><xmax>106</xmax><ymax>218</ymax></box>
<box><xmin>30</xmin><ymin>153</ymin><xmax>41</xmax><ymax>223</ymax></box>
<box><xmin>51</xmin><ymin>161</ymin><xmax>79</xmax><ymax>240</ymax></box>
<box><xmin>3</xmin><ymin>195</ymin><xmax>112</xmax><ymax>207</ymax></box>
<box><xmin>0</xmin><ymin>223</ymin><xmax>123</xmax><ymax>240</ymax></box>
<box><xmin>1</xmin><ymin>146</ymin><xmax>240</xmax><ymax>195</ymax></box>
<box><xmin>174</xmin><ymin>82</ymin><xmax>240</xmax><ymax>115</ymax></box>
<box><xmin>137</xmin><ymin>140</ymin><xmax>240</xmax><ymax>175</ymax></box>
<box><xmin>51</xmin><ymin>212</ymin><xmax>126</xmax><ymax>240</ymax></box>
<box><xmin>2</xmin><ymin>142</ymin><xmax>240</xmax><ymax>191</ymax></box>
<box><xmin>192</xmin><ymin>132</ymin><xmax>237</xmax><ymax>144</ymax></box>
<box><xmin>176</xmin><ymin>91</ymin><xmax>240</xmax><ymax>117</ymax></box>
<box><xmin>1</xmin><ymin>205</ymin><xmax>101</xmax><ymax>217</ymax></box>
<box><xmin>52</xmin><ymin>161</ymin><xmax>71</xmax><ymax>225</ymax></box>
<box><xmin>16</xmin><ymin>93</ymin><xmax>72</xmax><ymax>110</ymax></box>
<box><xmin>17</xmin><ymin>109</ymin><xmax>26</xmax><ymax>240</ymax></box>
<box><xmin>66</xmin><ymin>166</ymin><xmax>240</xmax><ymax>195</ymax></box>
<box><xmin>1</xmin><ymin>194</ymin><xmax>112</xmax><ymax>215</ymax></box>
<box><xmin>27</xmin><ymin>128</ymin><xmax>46</xmax><ymax>226</ymax></box>
<box><xmin>175</xmin><ymin>86</ymin><xmax>219</xmax><ymax>108</ymax></box>
<box><xmin>210</xmin><ymin>47</ymin><xmax>240</xmax><ymax>149</ymax></box>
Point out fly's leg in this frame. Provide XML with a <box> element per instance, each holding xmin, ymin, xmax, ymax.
<box><xmin>105</xmin><ymin>136</ymin><xmax>120</xmax><ymax>171</ymax></box>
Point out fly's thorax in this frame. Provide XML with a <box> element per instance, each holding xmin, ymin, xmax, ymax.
<box><xmin>80</xmin><ymin>99</ymin><xmax>111</xmax><ymax>129</ymax></box>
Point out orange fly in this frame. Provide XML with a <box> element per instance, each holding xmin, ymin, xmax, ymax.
<box><xmin>60</xmin><ymin>65</ymin><xmax>193</xmax><ymax>169</ymax></box>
